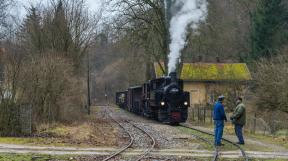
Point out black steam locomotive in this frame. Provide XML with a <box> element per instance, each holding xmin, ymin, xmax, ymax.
<box><xmin>115</xmin><ymin>72</ymin><xmax>190</xmax><ymax>124</ymax></box>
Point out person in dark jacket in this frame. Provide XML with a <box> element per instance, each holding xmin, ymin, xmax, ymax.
<box><xmin>230</xmin><ymin>97</ymin><xmax>246</xmax><ymax>145</ymax></box>
<box><xmin>213</xmin><ymin>95</ymin><xmax>227</xmax><ymax>146</ymax></box>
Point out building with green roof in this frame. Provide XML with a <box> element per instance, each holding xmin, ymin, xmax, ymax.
<box><xmin>154</xmin><ymin>63</ymin><xmax>252</xmax><ymax>106</ymax></box>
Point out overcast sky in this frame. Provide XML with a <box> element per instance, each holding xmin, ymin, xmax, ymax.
<box><xmin>15</xmin><ymin>0</ymin><xmax>103</xmax><ymax>18</ymax></box>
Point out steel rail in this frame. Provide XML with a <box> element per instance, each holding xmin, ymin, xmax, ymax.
<box><xmin>116</xmin><ymin>106</ymin><xmax>217</xmax><ymax>161</ymax></box>
<box><xmin>102</xmin><ymin>108</ymin><xmax>134</xmax><ymax>161</ymax></box>
<box><xmin>180</xmin><ymin>124</ymin><xmax>249</xmax><ymax>161</ymax></box>
<box><xmin>127</xmin><ymin>121</ymin><xmax>156</xmax><ymax>161</ymax></box>
<box><xmin>103</xmin><ymin>107</ymin><xmax>156</xmax><ymax>161</ymax></box>
<box><xmin>180</xmin><ymin>124</ymin><xmax>218</xmax><ymax>161</ymax></box>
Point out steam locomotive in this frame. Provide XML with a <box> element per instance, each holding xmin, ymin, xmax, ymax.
<box><xmin>115</xmin><ymin>72</ymin><xmax>190</xmax><ymax>124</ymax></box>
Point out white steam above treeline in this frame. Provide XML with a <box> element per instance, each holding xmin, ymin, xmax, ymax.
<box><xmin>167</xmin><ymin>0</ymin><xmax>208</xmax><ymax>73</ymax></box>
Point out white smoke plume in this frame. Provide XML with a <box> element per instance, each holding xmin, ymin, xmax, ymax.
<box><xmin>168</xmin><ymin>0</ymin><xmax>208</xmax><ymax>73</ymax></box>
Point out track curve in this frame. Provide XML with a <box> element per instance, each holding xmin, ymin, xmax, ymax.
<box><xmin>128</xmin><ymin>120</ymin><xmax>156</xmax><ymax>161</ymax></box>
<box><xmin>102</xmin><ymin>109</ymin><xmax>134</xmax><ymax>161</ymax></box>
<box><xmin>102</xmin><ymin>106</ymin><xmax>156</xmax><ymax>161</ymax></box>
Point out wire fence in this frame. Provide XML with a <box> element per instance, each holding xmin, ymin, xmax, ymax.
<box><xmin>188</xmin><ymin>105</ymin><xmax>214</xmax><ymax>124</ymax></box>
<box><xmin>20</xmin><ymin>104</ymin><xmax>32</xmax><ymax>135</ymax></box>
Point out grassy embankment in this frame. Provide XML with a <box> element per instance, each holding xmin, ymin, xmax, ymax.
<box><xmin>0</xmin><ymin>154</ymin><xmax>74</xmax><ymax>161</ymax></box>
<box><xmin>0</xmin><ymin>107</ymin><xmax>120</xmax><ymax>148</ymax></box>
<box><xmin>1</xmin><ymin>153</ymin><xmax>287</xmax><ymax>161</ymax></box>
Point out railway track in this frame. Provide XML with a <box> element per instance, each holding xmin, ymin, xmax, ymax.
<box><xmin>102</xmin><ymin>110</ymin><xmax>134</xmax><ymax>161</ymax></box>
<box><xmin>107</xmin><ymin>106</ymin><xmax>218</xmax><ymax>161</ymax></box>
<box><xmin>180</xmin><ymin>124</ymin><xmax>249</xmax><ymax>161</ymax></box>
<box><xmin>103</xmin><ymin>105</ymin><xmax>248</xmax><ymax>161</ymax></box>
<box><xmin>128</xmin><ymin>121</ymin><xmax>156</xmax><ymax>161</ymax></box>
<box><xmin>102</xmin><ymin>106</ymin><xmax>156</xmax><ymax>161</ymax></box>
<box><xmin>183</xmin><ymin>127</ymin><xmax>218</xmax><ymax>161</ymax></box>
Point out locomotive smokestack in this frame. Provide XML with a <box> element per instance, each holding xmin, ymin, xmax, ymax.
<box><xmin>169</xmin><ymin>72</ymin><xmax>177</xmax><ymax>83</ymax></box>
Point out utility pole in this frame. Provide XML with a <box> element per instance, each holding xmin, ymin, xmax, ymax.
<box><xmin>87</xmin><ymin>51</ymin><xmax>91</xmax><ymax>115</ymax></box>
<box><xmin>104</xmin><ymin>84</ymin><xmax>108</xmax><ymax>105</ymax></box>
<box><xmin>165</xmin><ymin>0</ymin><xmax>172</xmax><ymax>74</ymax></box>
<box><xmin>165</xmin><ymin>0</ymin><xmax>172</xmax><ymax>28</ymax></box>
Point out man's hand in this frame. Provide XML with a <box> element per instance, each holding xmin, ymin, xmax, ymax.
<box><xmin>230</xmin><ymin>116</ymin><xmax>236</xmax><ymax>124</ymax></box>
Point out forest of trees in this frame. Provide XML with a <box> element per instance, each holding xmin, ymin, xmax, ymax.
<box><xmin>0</xmin><ymin>0</ymin><xmax>288</xmax><ymax>136</ymax></box>
<box><xmin>0</xmin><ymin>0</ymin><xmax>101</xmax><ymax>136</ymax></box>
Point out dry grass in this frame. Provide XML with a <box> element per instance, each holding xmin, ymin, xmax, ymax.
<box><xmin>0</xmin><ymin>107</ymin><xmax>122</xmax><ymax>148</ymax></box>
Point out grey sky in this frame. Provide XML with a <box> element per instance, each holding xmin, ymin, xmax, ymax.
<box><xmin>17</xmin><ymin>0</ymin><xmax>102</xmax><ymax>18</ymax></box>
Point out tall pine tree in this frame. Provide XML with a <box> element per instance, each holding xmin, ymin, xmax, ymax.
<box><xmin>250</xmin><ymin>0</ymin><xmax>288</xmax><ymax>60</ymax></box>
<box><xmin>21</xmin><ymin>6</ymin><xmax>43</xmax><ymax>53</ymax></box>
<box><xmin>50</xmin><ymin>0</ymin><xmax>73</xmax><ymax>53</ymax></box>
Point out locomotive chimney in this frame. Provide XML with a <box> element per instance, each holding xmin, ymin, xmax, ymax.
<box><xmin>169</xmin><ymin>72</ymin><xmax>177</xmax><ymax>83</ymax></box>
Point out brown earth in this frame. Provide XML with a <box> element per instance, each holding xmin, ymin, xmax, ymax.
<box><xmin>0</xmin><ymin>106</ymin><xmax>125</xmax><ymax>148</ymax></box>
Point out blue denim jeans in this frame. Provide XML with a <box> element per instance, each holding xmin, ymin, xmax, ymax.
<box><xmin>214</xmin><ymin>120</ymin><xmax>224</xmax><ymax>145</ymax></box>
<box><xmin>235</xmin><ymin>124</ymin><xmax>244</xmax><ymax>144</ymax></box>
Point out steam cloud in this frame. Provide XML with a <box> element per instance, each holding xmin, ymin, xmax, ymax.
<box><xmin>168</xmin><ymin>0</ymin><xmax>208</xmax><ymax>73</ymax></box>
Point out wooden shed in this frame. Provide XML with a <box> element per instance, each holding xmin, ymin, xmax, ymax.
<box><xmin>154</xmin><ymin>63</ymin><xmax>252</xmax><ymax>106</ymax></box>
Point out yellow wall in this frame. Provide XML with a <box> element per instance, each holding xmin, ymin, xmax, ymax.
<box><xmin>184</xmin><ymin>82</ymin><xmax>247</xmax><ymax>107</ymax></box>
<box><xmin>184</xmin><ymin>83</ymin><xmax>207</xmax><ymax>105</ymax></box>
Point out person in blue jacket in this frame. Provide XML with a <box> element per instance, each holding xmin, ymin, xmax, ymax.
<box><xmin>213</xmin><ymin>95</ymin><xmax>227</xmax><ymax>146</ymax></box>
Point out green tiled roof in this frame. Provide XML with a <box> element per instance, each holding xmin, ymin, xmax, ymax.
<box><xmin>154</xmin><ymin>63</ymin><xmax>252</xmax><ymax>81</ymax></box>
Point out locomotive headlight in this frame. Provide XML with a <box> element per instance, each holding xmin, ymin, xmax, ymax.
<box><xmin>160</xmin><ymin>101</ymin><xmax>165</xmax><ymax>106</ymax></box>
<box><xmin>184</xmin><ymin>101</ymin><xmax>188</xmax><ymax>106</ymax></box>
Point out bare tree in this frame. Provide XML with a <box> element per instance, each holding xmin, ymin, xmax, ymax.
<box><xmin>0</xmin><ymin>0</ymin><xmax>13</xmax><ymax>39</ymax></box>
<box><xmin>21</xmin><ymin>0</ymin><xmax>102</xmax><ymax>66</ymax></box>
<box><xmin>182</xmin><ymin>0</ymin><xmax>257</xmax><ymax>63</ymax></box>
<box><xmin>111</xmin><ymin>0</ymin><xmax>167</xmax><ymax>76</ymax></box>
<box><xmin>51</xmin><ymin>0</ymin><xmax>102</xmax><ymax>65</ymax></box>
<box><xmin>0</xmin><ymin>0</ymin><xmax>104</xmax><ymax>135</ymax></box>
<box><xmin>0</xmin><ymin>41</ymin><xmax>23</xmax><ymax>136</ymax></box>
<box><xmin>254</xmin><ymin>54</ymin><xmax>288</xmax><ymax>114</ymax></box>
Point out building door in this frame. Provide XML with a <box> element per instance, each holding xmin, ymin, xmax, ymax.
<box><xmin>190</xmin><ymin>89</ymin><xmax>200</xmax><ymax>106</ymax></box>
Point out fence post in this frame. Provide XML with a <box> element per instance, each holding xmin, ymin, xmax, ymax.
<box><xmin>211</xmin><ymin>108</ymin><xmax>213</xmax><ymax>124</ymax></box>
<box><xmin>192</xmin><ymin>108</ymin><xmax>195</xmax><ymax>121</ymax></box>
<box><xmin>197</xmin><ymin>106</ymin><xmax>200</xmax><ymax>123</ymax></box>
<box><xmin>204</xmin><ymin>107</ymin><xmax>206</xmax><ymax>123</ymax></box>
<box><xmin>252</xmin><ymin>113</ymin><xmax>257</xmax><ymax>134</ymax></box>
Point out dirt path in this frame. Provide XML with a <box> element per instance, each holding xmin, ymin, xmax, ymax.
<box><xmin>0</xmin><ymin>143</ymin><xmax>288</xmax><ymax>159</ymax></box>
<box><xmin>186</xmin><ymin>124</ymin><xmax>288</xmax><ymax>152</ymax></box>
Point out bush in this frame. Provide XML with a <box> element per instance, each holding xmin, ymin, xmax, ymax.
<box><xmin>18</xmin><ymin>54</ymin><xmax>86</xmax><ymax>126</ymax></box>
<box><xmin>0</xmin><ymin>99</ymin><xmax>21</xmax><ymax>136</ymax></box>
<box><xmin>1</xmin><ymin>45</ymin><xmax>87</xmax><ymax>136</ymax></box>
<box><xmin>254</xmin><ymin>55</ymin><xmax>288</xmax><ymax>113</ymax></box>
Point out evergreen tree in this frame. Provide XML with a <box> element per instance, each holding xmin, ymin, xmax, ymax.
<box><xmin>21</xmin><ymin>6</ymin><xmax>43</xmax><ymax>53</ymax></box>
<box><xmin>50</xmin><ymin>0</ymin><xmax>73</xmax><ymax>53</ymax></box>
<box><xmin>250</xmin><ymin>0</ymin><xmax>288</xmax><ymax>60</ymax></box>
